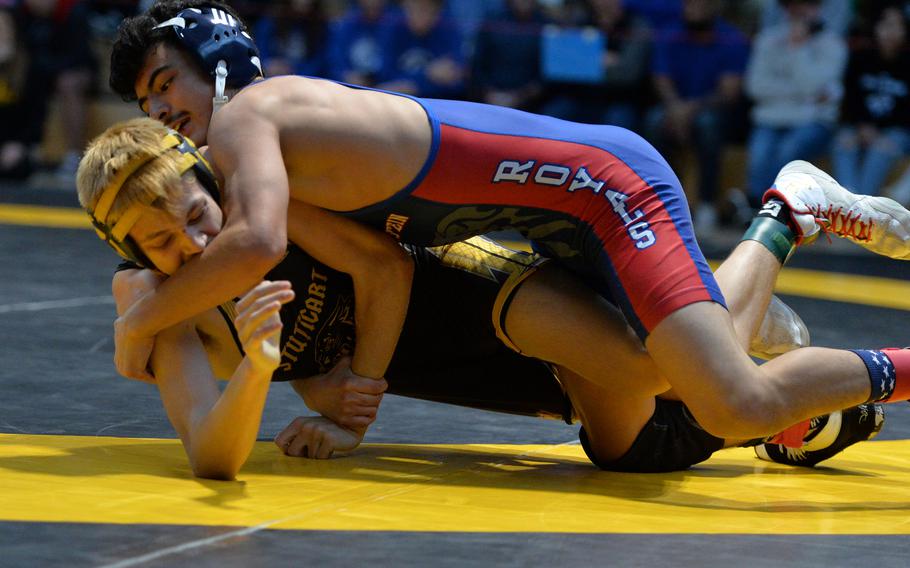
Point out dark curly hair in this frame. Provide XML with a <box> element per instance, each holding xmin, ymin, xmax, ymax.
<box><xmin>109</xmin><ymin>1</ymin><xmax>248</xmax><ymax>102</ymax></box>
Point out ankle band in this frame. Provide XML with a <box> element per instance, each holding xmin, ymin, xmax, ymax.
<box><xmin>880</xmin><ymin>348</ymin><xmax>910</xmax><ymax>402</ymax></box>
<box><xmin>850</xmin><ymin>349</ymin><xmax>897</xmax><ymax>403</ymax></box>
<box><xmin>741</xmin><ymin>217</ymin><xmax>796</xmax><ymax>265</ymax></box>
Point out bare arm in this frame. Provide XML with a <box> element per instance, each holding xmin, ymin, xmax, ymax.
<box><xmin>285</xmin><ymin>200</ymin><xmax>414</xmax><ymax>379</ymax></box>
<box><xmin>114</xmin><ymin>274</ymin><xmax>293</xmax><ymax>480</ymax></box>
<box><xmin>115</xmin><ymin>110</ymin><xmax>289</xmax><ymax>379</ymax></box>
<box><xmin>289</xmin><ymin>356</ymin><xmax>388</xmax><ymax>430</ymax></box>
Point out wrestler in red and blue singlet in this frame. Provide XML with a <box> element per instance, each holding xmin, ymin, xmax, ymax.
<box><xmin>337</xmin><ymin>95</ymin><xmax>726</xmax><ymax>340</ymax></box>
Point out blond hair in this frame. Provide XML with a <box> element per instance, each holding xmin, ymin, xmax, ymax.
<box><xmin>76</xmin><ymin>117</ymin><xmax>187</xmax><ymax>225</ymax></box>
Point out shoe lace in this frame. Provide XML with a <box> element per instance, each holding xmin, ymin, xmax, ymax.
<box><xmin>810</xmin><ymin>204</ymin><xmax>873</xmax><ymax>242</ymax></box>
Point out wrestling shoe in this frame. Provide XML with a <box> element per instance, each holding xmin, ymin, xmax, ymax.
<box><xmin>754</xmin><ymin>404</ymin><xmax>884</xmax><ymax>467</ymax></box>
<box><xmin>764</xmin><ymin>160</ymin><xmax>910</xmax><ymax>259</ymax></box>
<box><xmin>749</xmin><ymin>295</ymin><xmax>810</xmax><ymax>360</ymax></box>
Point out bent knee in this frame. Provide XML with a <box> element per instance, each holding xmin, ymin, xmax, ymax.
<box><xmin>685</xmin><ymin>391</ymin><xmax>780</xmax><ymax>438</ymax></box>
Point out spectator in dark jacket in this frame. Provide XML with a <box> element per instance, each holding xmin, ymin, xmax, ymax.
<box><xmin>0</xmin><ymin>4</ymin><xmax>25</xmax><ymax>178</ymax></box>
<box><xmin>470</xmin><ymin>0</ymin><xmax>544</xmax><ymax>111</ymax></box>
<box><xmin>539</xmin><ymin>0</ymin><xmax>652</xmax><ymax>130</ymax></box>
<box><xmin>833</xmin><ymin>4</ymin><xmax>910</xmax><ymax>197</ymax></box>
<box><xmin>7</xmin><ymin>0</ymin><xmax>96</xmax><ymax>182</ymax></box>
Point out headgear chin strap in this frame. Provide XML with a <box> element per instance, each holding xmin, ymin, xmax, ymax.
<box><xmin>154</xmin><ymin>7</ymin><xmax>262</xmax><ymax>113</ymax></box>
<box><xmin>88</xmin><ymin>130</ymin><xmax>218</xmax><ymax>270</ymax></box>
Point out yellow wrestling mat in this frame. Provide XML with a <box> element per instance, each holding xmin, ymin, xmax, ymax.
<box><xmin>1</xmin><ymin>433</ymin><xmax>909</xmax><ymax>534</ymax></box>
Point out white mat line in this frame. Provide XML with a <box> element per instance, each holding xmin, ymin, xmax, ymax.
<box><xmin>88</xmin><ymin>336</ymin><xmax>110</xmax><ymax>353</ymax></box>
<box><xmin>96</xmin><ymin>519</ymin><xmax>292</xmax><ymax>568</ymax></box>
<box><xmin>0</xmin><ymin>296</ymin><xmax>114</xmax><ymax>314</ymax></box>
<box><xmin>96</xmin><ymin>439</ymin><xmax>586</xmax><ymax>567</ymax></box>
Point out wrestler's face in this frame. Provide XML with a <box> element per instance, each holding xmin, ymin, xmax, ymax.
<box><xmin>130</xmin><ymin>173</ymin><xmax>223</xmax><ymax>275</ymax></box>
<box><xmin>135</xmin><ymin>43</ymin><xmax>213</xmax><ymax>147</ymax></box>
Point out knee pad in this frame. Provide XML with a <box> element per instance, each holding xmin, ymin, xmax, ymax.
<box><xmin>579</xmin><ymin>398</ymin><xmax>725</xmax><ymax>473</ymax></box>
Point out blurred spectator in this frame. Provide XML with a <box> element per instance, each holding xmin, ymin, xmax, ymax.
<box><xmin>624</xmin><ymin>0</ymin><xmax>682</xmax><ymax>30</ymax></box>
<box><xmin>447</xmin><ymin>0</ymin><xmax>504</xmax><ymax>54</ymax></box>
<box><xmin>759</xmin><ymin>0</ymin><xmax>851</xmax><ymax>35</ymax></box>
<box><xmin>832</xmin><ymin>4</ymin><xmax>910</xmax><ymax>197</ymax></box>
<box><xmin>744</xmin><ymin>0</ymin><xmax>847</xmax><ymax>205</ymax></box>
<box><xmin>0</xmin><ymin>4</ymin><xmax>26</xmax><ymax>179</ymax></box>
<box><xmin>720</xmin><ymin>0</ymin><xmax>766</xmax><ymax>36</ymax></box>
<box><xmin>470</xmin><ymin>0</ymin><xmax>544</xmax><ymax>111</ymax></box>
<box><xmin>376</xmin><ymin>0</ymin><xmax>466</xmax><ymax>99</ymax></box>
<box><xmin>327</xmin><ymin>0</ymin><xmax>399</xmax><ymax>86</ymax></box>
<box><xmin>6</xmin><ymin>0</ymin><xmax>96</xmax><ymax>183</ymax></box>
<box><xmin>642</xmin><ymin>0</ymin><xmax>749</xmax><ymax>230</ymax></box>
<box><xmin>253</xmin><ymin>0</ymin><xmax>330</xmax><ymax>78</ymax></box>
<box><xmin>538</xmin><ymin>0</ymin><xmax>652</xmax><ymax>130</ymax></box>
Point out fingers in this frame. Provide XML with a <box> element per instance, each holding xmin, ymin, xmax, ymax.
<box><xmin>274</xmin><ymin>417</ymin><xmax>337</xmax><ymax>460</ymax></box>
<box><xmin>338</xmin><ymin>412</ymin><xmax>376</xmax><ymax>430</ymax></box>
<box><xmin>347</xmin><ymin>375</ymin><xmax>388</xmax><ymax>396</ymax></box>
<box><xmin>274</xmin><ymin>416</ymin><xmax>305</xmax><ymax>450</ymax></box>
<box><xmin>236</xmin><ymin>299</ymin><xmax>284</xmax><ymax>345</ymax></box>
<box><xmin>235</xmin><ymin>280</ymin><xmax>293</xmax><ymax>314</ymax></box>
<box><xmin>235</xmin><ymin>284</ymin><xmax>294</xmax><ymax>344</ymax></box>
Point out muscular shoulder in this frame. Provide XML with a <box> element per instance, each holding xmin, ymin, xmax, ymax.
<box><xmin>212</xmin><ymin>77</ymin><xmax>334</xmax><ymax>130</ymax></box>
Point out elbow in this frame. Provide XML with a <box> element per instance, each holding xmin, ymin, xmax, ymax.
<box><xmin>377</xmin><ymin>244</ymin><xmax>414</xmax><ymax>284</ymax></box>
<box><xmin>239</xmin><ymin>230</ymin><xmax>288</xmax><ymax>273</ymax></box>
<box><xmin>190</xmin><ymin>456</ymin><xmax>240</xmax><ymax>481</ymax></box>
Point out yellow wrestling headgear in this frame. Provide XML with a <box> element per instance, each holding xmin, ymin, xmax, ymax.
<box><xmin>87</xmin><ymin>130</ymin><xmax>219</xmax><ymax>269</ymax></box>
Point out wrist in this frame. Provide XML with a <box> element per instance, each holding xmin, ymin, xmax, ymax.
<box><xmin>241</xmin><ymin>357</ymin><xmax>278</xmax><ymax>381</ymax></box>
<box><xmin>349</xmin><ymin>363</ymin><xmax>383</xmax><ymax>380</ymax></box>
<box><xmin>122</xmin><ymin>293</ymin><xmax>156</xmax><ymax>337</ymax></box>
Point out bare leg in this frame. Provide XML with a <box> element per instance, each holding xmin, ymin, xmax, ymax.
<box><xmin>646</xmin><ymin>302</ymin><xmax>869</xmax><ymax>439</ymax></box>
<box><xmin>505</xmin><ymin>264</ymin><xmax>662</xmax><ymax>460</ymax></box>
<box><xmin>506</xmin><ymin>237</ymin><xmax>786</xmax><ymax>461</ymax></box>
<box><xmin>713</xmin><ymin>240</ymin><xmax>780</xmax><ymax>352</ymax></box>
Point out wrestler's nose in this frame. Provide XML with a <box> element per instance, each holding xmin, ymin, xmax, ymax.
<box><xmin>148</xmin><ymin>98</ymin><xmax>170</xmax><ymax>122</ymax></box>
<box><xmin>183</xmin><ymin>227</ymin><xmax>208</xmax><ymax>257</ymax></box>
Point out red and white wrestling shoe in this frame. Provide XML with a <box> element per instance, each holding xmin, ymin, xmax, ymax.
<box><xmin>764</xmin><ymin>160</ymin><xmax>910</xmax><ymax>259</ymax></box>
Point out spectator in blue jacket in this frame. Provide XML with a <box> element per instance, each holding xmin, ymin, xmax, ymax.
<box><xmin>327</xmin><ymin>0</ymin><xmax>399</xmax><ymax>86</ymax></box>
<box><xmin>833</xmin><ymin>4</ymin><xmax>910</xmax><ymax>197</ymax></box>
<box><xmin>470</xmin><ymin>0</ymin><xmax>544</xmax><ymax>111</ymax></box>
<box><xmin>642</xmin><ymin>0</ymin><xmax>749</xmax><ymax>230</ymax></box>
<box><xmin>253</xmin><ymin>0</ymin><xmax>330</xmax><ymax>78</ymax></box>
<box><xmin>375</xmin><ymin>0</ymin><xmax>466</xmax><ymax>99</ymax></box>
